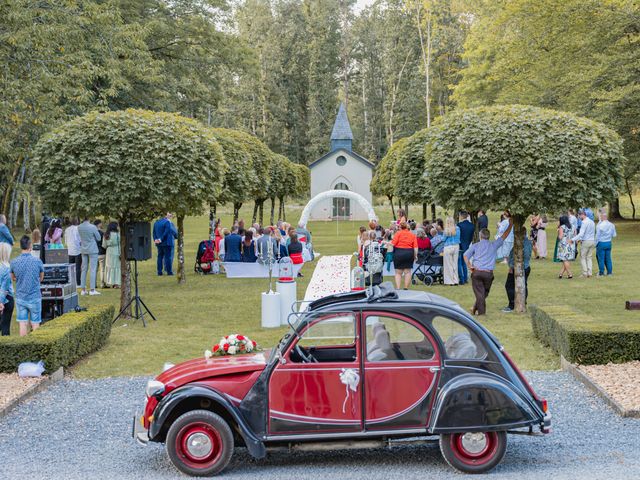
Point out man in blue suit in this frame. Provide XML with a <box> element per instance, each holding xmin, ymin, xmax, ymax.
<box><xmin>457</xmin><ymin>211</ymin><xmax>475</xmax><ymax>285</ymax></box>
<box><xmin>153</xmin><ymin>213</ymin><xmax>177</xmax><ymax>275</ymax></box>
<box><xmin>223</xmin><ymin>226</ymin><xmax>243</xmax><ymax>262</ymax></box>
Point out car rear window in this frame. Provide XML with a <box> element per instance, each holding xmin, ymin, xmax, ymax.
<box><xmin>365</xmin><ymin>315</ymin><xmax>435</xmax><ymax>361</ymax></box>
<box><xmin>430</xmin><ymin>316</ymin><xmax>487</xmax><ymax>360</ymax></box>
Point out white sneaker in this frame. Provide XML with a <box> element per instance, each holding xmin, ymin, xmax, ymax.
<box><xmin>89</xmin><ymin>290</ymin><xmax>101</xmax><ymax>296</ymax></box>
<box><xmin>81</xmin><ymin>290</ymin><xmax>87</xmax><ymax>296</ymax></box>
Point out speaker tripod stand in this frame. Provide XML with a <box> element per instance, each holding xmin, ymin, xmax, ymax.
<box><xmin>113</xmin><ymin>259</ymin><xmax>156</xmax><ymax>327</ymax></box>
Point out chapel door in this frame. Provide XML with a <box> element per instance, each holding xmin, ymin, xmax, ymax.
<box><xmin>332</xmin><ymin>182</ymin><xmax>351</xmax><ymax>218</ymax></box>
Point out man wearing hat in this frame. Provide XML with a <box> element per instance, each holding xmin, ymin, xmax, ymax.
<box><xmin>570</xmin><ymin>208</ymin><xmax>596</xmax><ymax>278</ymax></box>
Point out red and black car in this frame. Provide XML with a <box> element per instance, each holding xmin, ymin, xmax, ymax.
<box><xmin>133</xmin><ymin>283</ymin><xmax>551</xmax><ymax>476</ymax></box>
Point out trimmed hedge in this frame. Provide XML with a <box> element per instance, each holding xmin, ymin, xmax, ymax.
<box><xmin>530</xmin><ymin>305</ymin><xmax>640</xmax><ymax>365</ymax></box>
<box><xmin>0</xmin><ymin>305</ymin><xmax>114</xmax><ymax>373</ymax></box>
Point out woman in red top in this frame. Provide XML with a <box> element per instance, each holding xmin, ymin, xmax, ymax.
<box><xmin>416</xmin><ymin>228</ymin><xmax>432</xmax><ymax>252</ymax></box>
<box><xmin>391</xmin><ymin>221</ymin><xmax>418</xmax><ymax>290</ymax></box>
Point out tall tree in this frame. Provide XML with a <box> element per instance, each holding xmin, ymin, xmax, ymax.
<box><xmin>454</xmin><ymin>0</ymin><xmax>640</xmax><ymax>218</ymax></box>
<box><xmin>0</xmin><ymin>0</ymin><xmax>155</xmax><ymax>226</ymax></box>
<box><xmin>304</xmin><ymin>0</ymin><xmax>342</xmax><ymax>160</ymax></box>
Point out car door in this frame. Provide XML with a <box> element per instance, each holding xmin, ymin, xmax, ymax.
<box><xmin>363</xmin><ymin>312</ymin><xmax>441</xmax><ymax>430</ymax></box>
<box><xmin>268</xmin><ymin>312</ymin><xmax>363</xmax><ymax>435</ymax></box>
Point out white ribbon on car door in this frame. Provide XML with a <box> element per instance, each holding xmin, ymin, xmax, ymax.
<box><xmin>339</xmin><ymin>368</ymin><xmax>360</xmax><ymax>414</ymax></box>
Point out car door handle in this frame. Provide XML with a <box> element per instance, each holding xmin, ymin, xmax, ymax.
<box><xmin>429</xmin><ymin>366</ymin><xmax>441</xmax><ymax>373</ymax></box>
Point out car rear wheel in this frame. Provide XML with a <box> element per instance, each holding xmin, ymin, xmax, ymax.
<box><xmin>166</xmin><ymin>409</ymin><xmax>234</xmax><ymax>477</ymax></box>
<box><xmin>439</xmin><ymin>431</ymin><xmax>507</xmax><ymax>474</ymax></box>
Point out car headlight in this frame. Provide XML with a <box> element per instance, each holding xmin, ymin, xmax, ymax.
<box><xmin>145</xmin><ymin>380</ymin><xmax>165</xmax><ymax>398</ymax></box>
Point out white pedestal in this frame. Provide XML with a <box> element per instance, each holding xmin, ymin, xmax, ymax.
<box><xmin>276</xmin><ymin>281</ymin><xmax>297</xmax><ymax>326</ymax></box>
<box><xmin>261</xmin><ymin>291</ymin><xmax>281</xmax><ymax>328</ymax></box>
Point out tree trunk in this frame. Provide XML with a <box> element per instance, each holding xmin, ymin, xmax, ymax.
<box><xmin>209</xmin><ymin>203</ymin><xmax>215</xmax><ymax>236</ymax></box>
<box><xmin>258</xmin><ymin>200</ymin><xmax>264</xmax><ymax>226</ymax></box>
<box><xmin>31</xmin><ymin>201</ymin><xmax>38</xmax><ymax>233</ymax></box>
<box><xmin>415</xmin><ymin>3</ymin><xmax>432</xmax><ymax>128</ymax></box>
<box><xmin>625</xmin><ymin>179</ymin><xmax>636</xmax><ymax>219</ymax></box>
<box><xmin>23</xmin><ymin>196</ymin><xmax>30</xmax><ymax>232</ymax></box>
<box><xmin>119</xmin><ymin>219</ymin><xmax>132</xmax><ymax>318</ymax></box>
<box><xmin>608</xmin><ymin>197</ymin><xmax>623</xmax><ymax>220</ymax></box>
<box><xmin>471</xmin><ymin>211</ymin><xmax>479</xmax><ymax>242</ymax></box>
<box><xmin>389</xmin><ymin>196</ymin><xmax>395</xmax><ymax>220</ymax></box>
<box><xmin>270</xmin><ymin>197</ymin><xmax>276</xmax><ymax>225</ymax></box>
<box><xmin>431</xmin><ymin>203</ymin><xmax>436</xmax><ymax>222</ymax></box>
<box><xmin>404</xmin><ymin>202</ymin><xmax>408</xmax><ymax>218</ymax></box>
<box><xmin>279</xmin><ymin>197</ymin><xmax>286</xmax><ymax>221</ymax></box>
<box><xmin>2</xmin><ymin>156</ymin><xmax>21</xmax><ymax>218</ymax></box>
<box><xmin>177</xmin><ymin>214</ymin><xmax>186</xmax><ymax>284</ymax></box>
<box><xmin>252</xmin><ymin>201</ymin><xmax>259</xmax><ymax>225</ymax></box>
<box><xmin>233</xmin><ymin>202</ymin><xmax>242</xmax><ymax>223</ymax></box>
<box><xmin>513</xmin><ymin>215</ymin><xmax>527</xmax><ymax>313</ymax></box>
<box><xmin>422</xmin><ymin>203</ymin><xmax>427</xmax><ymax>221</ymax></box>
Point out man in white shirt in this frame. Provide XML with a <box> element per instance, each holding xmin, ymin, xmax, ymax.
<box><xmin>568</xmin><ymin>209</ymin><xmax>578</xmax><ymax>235</ymax></box>
<box><xmin>596</xmin><ymin>209</ymin><xmax>617</xmax><ymax>276</ymax></box>
<box><xmin>64</xmin><ymin>218</ymin><xmax>82</xmax><ymax>286</ymax></box>
<box><xmin>570</xmin><ymin>209</ymin><xmax>596</xmax><ymax>278</ymax></box>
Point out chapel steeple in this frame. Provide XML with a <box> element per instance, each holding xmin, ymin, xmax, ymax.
<box><xmin>330</xmin><ymin>102</ymin><xmax>353</xmax><ymax>152</ymax></box>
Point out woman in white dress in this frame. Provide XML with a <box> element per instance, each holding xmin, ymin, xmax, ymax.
<box><xmin>537</xmin><ymin>215</ymin><xmax>548</xmax><ymax>259</ymax></box>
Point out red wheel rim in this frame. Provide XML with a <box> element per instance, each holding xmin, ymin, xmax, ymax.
<box><xmin>450</xmin><ymin>432</ymin><xmax>499</xmax><ymax>466</ymax></box>
<box><xmin>175</xmin><ymin>422</ymin><xmax>223</xmax><ymax>469</ymax></box>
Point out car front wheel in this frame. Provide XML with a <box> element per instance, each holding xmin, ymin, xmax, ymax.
<box><xmin>439</xmin><ymin>431</ymin><xmax>507</xmax><ymax>474</ymax></box>
<box><xmin>166</xmin><ymin>409</ymin><xmax>234</xmax><ymax>477</ymax></box>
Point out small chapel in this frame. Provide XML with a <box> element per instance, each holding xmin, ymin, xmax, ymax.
<box><xmin>308</xmin><ymin>103</ymin><xmax>374</xmax><ymax>221</ymax></box>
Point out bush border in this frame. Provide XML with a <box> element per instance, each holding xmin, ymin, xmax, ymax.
<box><xmin>0</xmin><ymin>305</ymin><xmax>114</xmax><ymax>373</ymax></box>
<box><xmin>530</xmin><ymin>305</ymin><xmax>640</xmax><ymax>365</ymax></box>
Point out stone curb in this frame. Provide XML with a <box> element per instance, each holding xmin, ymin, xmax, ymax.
<box><xmin>561</xmin><ymin>356</ymin><xmax>640</xmax><ymax>418</ymax></box>
<box><xmin>0</xmin><ymin>367</ymin><xmax>64</xmax><ymax>419</ymax></box>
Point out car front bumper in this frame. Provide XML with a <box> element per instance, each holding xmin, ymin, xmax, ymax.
<box><xmin>132</xmin><ymin>412</ymin><xmax>149</xmax><ymax>445</ymax></box>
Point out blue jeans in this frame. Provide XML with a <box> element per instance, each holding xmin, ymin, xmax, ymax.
<box><xmin>596</xmin><ymin>241</ymin><xmax>613</xmax><ymax>275</ymax></box>
<box><xmin>458</xmin><ymin>250</ymin><xmax>468</xmax><ymax>284</ymax></box>
<box><xmin>156</xmin><ymin>245</ymin><xmax>173</xmax><ymax>275</ymax></box>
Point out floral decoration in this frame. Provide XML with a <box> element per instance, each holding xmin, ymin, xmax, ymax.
<box><xmin>205</xmin><ymin>334</ymin><xmax>258</xmax><ymax>358</ymax></box>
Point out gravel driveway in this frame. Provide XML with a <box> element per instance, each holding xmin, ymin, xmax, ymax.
<box><xmin>1</xmin><ymin>371</ymin><xmax>639</xmax><ymax>479</ymax></box>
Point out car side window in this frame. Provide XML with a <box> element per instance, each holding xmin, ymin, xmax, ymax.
<box><xmin>290</xmin><ymin>314</ymin><xmax>357</xmax><ymax>363</ymax></box>
<box><xmin>431</xmin><ymin>315</ymin><xmax>487</xmax><ymax>360</ymax></box>
<box><xmin>365</xmin><ymin>315</ymin><xmax>435</xmax><ymax>362</ymax></box>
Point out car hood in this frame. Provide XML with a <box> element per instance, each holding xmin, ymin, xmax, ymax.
<box><xmin>156</xmin><ymin>353</ymin><xmax>268</xmax><ymax>389</ymax></box>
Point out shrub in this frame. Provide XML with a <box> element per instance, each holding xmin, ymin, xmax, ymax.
<box><xmin>530</xmin><ymin>305</ymin><xmax>640</xmax><ymax>365</ymax></box>
<box><xmin>0</xmin><ymin>305</ymin><xmax>114</xmax><ymax>373</ymax></box>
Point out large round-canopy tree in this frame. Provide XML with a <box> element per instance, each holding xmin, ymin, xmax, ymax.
<box><xmin>394</xmin><ymin>129</ymin><xmax>434</xmax><ymax>221</ymax></box>
<box><xmin>210</xmin><ymin>128</ymin><xmax>258</xmax><ymax>222</ymax></box>
<box><xmin>371</xmin><ymin>137</ymin><xmax>407</xmax><ymax>219</ymax></box>
<box><xmin>426</xmin><ymin>105</ymin><xmax>624</xmax><ymax>312</ymax></box>
<box><xmin>211</xmin><ymin>128</ymin><xmax>271</xmax><ymax>223</ymax></box>
<box><xmin>32</xmin><ymin>109</ymin><xmax>226</xmax><ymax>312</ymax></box>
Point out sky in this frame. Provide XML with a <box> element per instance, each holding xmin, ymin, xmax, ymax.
<box><xmin>355</xmin><ymin>0</ymin><xmax>376</xmax><ymax>13</ymax></box>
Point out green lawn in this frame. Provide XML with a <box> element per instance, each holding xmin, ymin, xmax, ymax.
<box><xmin>47</xmin><ymin>200</ymin><xmax>639</xmax><ymax>378</ymax></box>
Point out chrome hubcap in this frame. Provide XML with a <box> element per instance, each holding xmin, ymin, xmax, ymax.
<box><xmin>460</xmin><ymin>433</ymin><xmax>487</xmax><ymax>454</ymax></box>
<box><xmin>186</xmin><ymin>432</ymin><xmax>213</xmax><ymax>458</ymax></box>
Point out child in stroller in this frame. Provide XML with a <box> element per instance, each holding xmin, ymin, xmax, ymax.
<box><xmin>194</xmin><ymin>239</ymin><xmax>219</xmax><ymax>274</ymax></box>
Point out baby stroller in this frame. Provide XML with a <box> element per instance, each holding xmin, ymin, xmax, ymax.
<box><xmin>411</xmin><ymin>249</ymin><xmax>443</xmax><ymax>286</ymax></box>
<box><xmin>194</xmin><ymin>239</ymin><xmax>219</xmax><ymax>275</ymax></box>
<box><xmin>363</xmin><ymin>242</ymin><xmax>385</xmax><ymax>287</ymax></box>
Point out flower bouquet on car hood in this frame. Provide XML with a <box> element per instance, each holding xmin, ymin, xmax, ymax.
<box><xmin>205</xmin><ymin>334</ymin><xmax>258</xmax><ymax>358</ymax></box>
